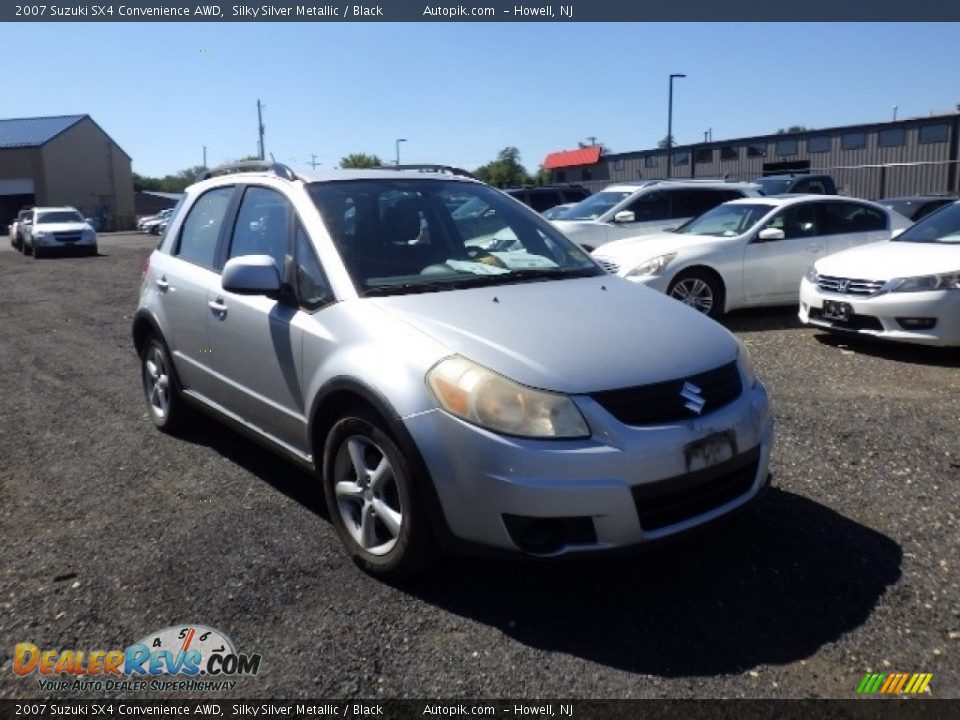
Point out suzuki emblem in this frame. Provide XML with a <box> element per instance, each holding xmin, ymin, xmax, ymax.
<box><xmin>680</xmin><ymin>381</ymin><xmax>706</xmax><ymax>415</ymax></box>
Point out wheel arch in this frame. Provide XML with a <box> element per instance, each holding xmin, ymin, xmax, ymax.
<box><xmin>668</xmin><ymin>264</ymin><xmax>728</xmax><ymax>314</ymax></box>
<box><xmin>308</xmin><ymin>378</ymin><xmax>456</xmax><ymax>550</ymax></box>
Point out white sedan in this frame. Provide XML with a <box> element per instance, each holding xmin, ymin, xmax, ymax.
<box><xmin>800</xmin><ymin>200</ymin><xmax>960</xmax><ymax>346</ymax></box>
<box><xmin>592</xmin><ymin>195</ymin><xmax>912</xmax><ymax>318</ymax></box>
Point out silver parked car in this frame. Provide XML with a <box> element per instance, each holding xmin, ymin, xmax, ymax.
<box><xmin>133</xmin><ymin>162</ymin><xmax>774</xmax><ymax>578</ymax></box>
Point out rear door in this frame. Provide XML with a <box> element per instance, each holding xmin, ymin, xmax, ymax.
<box><xmin>154</xmin><ymin>185</ymin><xmax>236</xmax><ymax>398</ymax></box>
<box><xmin>820</xmin><ymin>200</ymin><xmax>890</xmax><ymax>254</ymax></box>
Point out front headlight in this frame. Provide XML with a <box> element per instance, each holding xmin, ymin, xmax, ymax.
<box><xmin>805</xmin><ymin>265</ymin><xmax>819</xmax><ymax>284</ymax></box>
<box><xmin>426</xmin><ymin>356</ymin><xmax>590</xmax><ymax>439</ymax></box>
<box><xmin>625</xmin><ymin>252</ymin><xmax>677</xmax><ymax>279</ymax></box>
<box><xmin>734</xmin><ymin>337</ymin><xmax>758</xmax><ymax>388</ymax></box>
<box><xmin>889</xmin><ymin>271</ymin><xmax>960</xmax><ymax>293</ymax></box>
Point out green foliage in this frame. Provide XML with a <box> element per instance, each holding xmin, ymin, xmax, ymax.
<box><xmin>340</xmin><ymin>153</ymin><xmax>383</xmax><ymax>169</ymax></box>
<box><xmin>776</xmin><ymin>126</ymin><xmax>810</xmax><ymax>134</ymax></box>
<box><xmin>473</xmin><ymin>147</ymin><xmax>535</xmax><ymax>188</ymax></box>
<box><xmin>132</xmin><ymin>165</ymin><xmax>207</xmax><ymax>193</ymax></box>
<box><xmin>657</xmin><ymin>135</ymin><xmax>675</xmax><ymax>149</ymax></box>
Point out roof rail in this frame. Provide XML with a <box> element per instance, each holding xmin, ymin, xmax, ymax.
<box><xmin>377</xmin><ymin>164</ymin><xmax>476</xmax><ymax>179</ymax></box>
<box><xmin>198</xmin><ymin>160</ymin><xmax>299</xmax><ymax>182</ymax></box>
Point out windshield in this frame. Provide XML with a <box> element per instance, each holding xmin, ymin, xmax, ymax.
<box><xmin>755</xmin><ymin>178</ymin><xmax>792</xmax><ymax>196</ymax></box>
<box><xmin>307</xmin><ymin>179</ymin><xmax>601</xmax><ymax>296</ymax></box>
<box><xmin>559</xmin><ymin>191</ymin><xmax>633</xmax><ymax>221</ymax></box>
<box><xmin>677</xmin><ymin>203</ymin><xmax>775</xmax><ymax>237</ymax></box>
<box><xmin>893</xmin><ymin>201</ymin><xmax>960</xmax><ymax>244</ymax></box>
<box><xmin>37</xmin><ymin>211</ymin><xmax>84</xmax><ymax>224</ymax></box>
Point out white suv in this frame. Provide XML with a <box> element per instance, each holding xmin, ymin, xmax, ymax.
<box><xmin>21</xmin><ymin>206</ymin><xmax>98</xmax><ymax>258</ymax></box>
<box><xmin>552</xmin><ymin>180</ymin><xmax>762</xmax><ymax>251</ymax></box>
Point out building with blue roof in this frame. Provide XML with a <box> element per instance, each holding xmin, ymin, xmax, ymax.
<box><xmin>0</xmin><ymin>114</ymin><xmax>135</xmax><ymax>230</ymax></box>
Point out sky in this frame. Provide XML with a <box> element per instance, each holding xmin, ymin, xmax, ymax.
<box><xmin>5</xmin><ymin>22</ymin><xmax>960</xmax><ymax>177</ymax></box>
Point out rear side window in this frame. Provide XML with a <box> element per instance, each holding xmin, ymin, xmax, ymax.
<box><xmin>528</xmin><ymin>191</ymin><xmax>561</xmax><ymax>213</ymax></box>
<box><xmin>670</xmin><ymin>189</ymin><xmax>737</xmax><ymax>219</ymax></box>
<box><xmin>627</xmin><ymin>191</ymin><xmax>670</xmax><ymax>221</ymax></box>
<box><xmin>228</xmin><ymin>186</ymin><xmax>292</xmax><ymax>271</ymax></box>
<box><xmin>176</xmin><ymin>187</ymin><xmax>234</xmax><ymax>268</ymax></box>
<box><xmin>822</xmin><ymin>202</ymin><xmax>887</xmax><ymax>234</ymax></box>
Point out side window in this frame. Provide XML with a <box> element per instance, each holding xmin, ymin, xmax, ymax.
<box><xmin>822</xmin><ymin>202</ymin><xmax>887</xmax><ymax>235</ymax></box>
<box><xmin>671</xmin><ymin>189</ymin><xmax>730</xmax><ymax>219</ymax></box>
<box><xmin>763</xmin><ymin>204</ymin><xmax>822</xmax><ymax>240</ymax></box>
<box><xmin>176</xmin><ymin>187</ymin><xmax>234</xmax><ymax>269</ymax></box>
<box><xmin>529</xmin><ymin>191</ymin><xmax>559</xmax><ymax>213</ymax></box>
<box><xmin>294</xmin><ymin>222</ymin><xmax>333</xmax><ymax>310</ymax></box>
<box><xmin>794</xmin><ymin>180</ymin><xmax>826</xmax><ymax>194</ymax></box>
<box><xmin>627</xmin><ymin>191</ymin><xmax>669</xmax><ymax>221</ymax></box>
<box><xmin>228</xmin><ymin>186</ymin><xmax>291</xmax><ymax>271</ymax></box>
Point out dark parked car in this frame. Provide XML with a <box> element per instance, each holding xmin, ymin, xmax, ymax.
<box><xmin>877</xmin><ymin>194</ymin><xmax>957</xmax><ymax>222</ymax></box>
<box><xmin>754</xmin><ymin>173</ymin><xmax>837</xmax><ymax>196</ymax></box>
<box><xmin>505</xmin><ymin>185</ymin><xmax>591</xmax><ymax>214</ymax></box>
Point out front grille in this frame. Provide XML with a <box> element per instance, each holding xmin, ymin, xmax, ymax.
<box><xmin>809</xmin><ymin>307</ymin><xmax>884</xmax><ymax>331</ymax></box>
<box><xmin>590</xmin><ymin>361</ymin><xmax>742</xmax><ymax>426</ymax></box>
<box><xmin>53</xmin><ymin>232</ymin><xmax>82</xmax><ymax>243</ymax></box>
<box><xmin>632</xmin><ymin>446</ymin><xmax>760</xmax><ymax>531</ymax></box>
<box><xmin>594</xmin><ymin>258</ymin><xmax>620</xmax><ymax>274</ymax></box>
<box><xmin>817</xmin><ymin>275</ymin><xmax>885</xmax><ymax>296</ymax></box>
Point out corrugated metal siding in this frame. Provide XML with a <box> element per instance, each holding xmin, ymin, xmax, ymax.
<box><xmin>559</xmin><ymin>117</ymin><xmax>960</xmax><ymax>199</ymax></box>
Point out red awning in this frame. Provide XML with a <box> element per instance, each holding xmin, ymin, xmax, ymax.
<box><xmin>543</xmin><ymin>146</ymin><xmax>602</xmax><ymax>170</ymax></box>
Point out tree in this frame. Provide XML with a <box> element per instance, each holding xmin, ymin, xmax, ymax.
<box><xmin>473</xmin><ymin>147</ymin><xmax>534</xmax><ymax>188</ymax></box>
<box><xmin>776</xmin><ymin>126</ymin><xmax>810</xmax><ymax>134</ymax></box>
<box><xmin>340</xmin><ymin>153</ymin><xmax>383</xmax><ymax>169</ymax></box>
<box><xmin>657</xmin><ymin>135</ymin><xmax>675</xmax><ymax>149</ymax></box>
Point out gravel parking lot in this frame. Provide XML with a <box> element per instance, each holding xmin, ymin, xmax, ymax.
<box><xmin>1</xmin><ymin>232</ymin><xmax>957</xmax><ymax>699</ymax></box>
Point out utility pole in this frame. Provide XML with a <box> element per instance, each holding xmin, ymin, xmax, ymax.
<box><xmin>666</xmin><ymin>73</ymin><xmax>686</xmax><ymax>179</ymax></box>
<box><xmin>202</xmin><ymin>145</ymin><xmax>207</xmax><ymax>168</ymax></box>
<box><xmin>586</xmin><ymin>135</ymin><xmax>598</xmax><ymax>147</ymax></box>
<box><xmin>257</xmin><ymin>99</ymin><xmax>265</xmax><ymax>160</ymax></box>
<box><xmin>892</xmin><ymin>105</ymin><xmax>898</xmax><ymax>122</ymax></box>
<box><xmin>308</xmin><ymin>154</ymin><xmax>321</xmax><ymax>170</ymax></box>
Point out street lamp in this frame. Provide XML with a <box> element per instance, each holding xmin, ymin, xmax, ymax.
<box><xmin>395</xmin><ymin>138</ymin><xmax>407</xmax><ymax>166</ymax></box>
<box><xmin>666</xmin><ymin>73</ymin><xmax>686</xmax><ymax>178</ymax></box>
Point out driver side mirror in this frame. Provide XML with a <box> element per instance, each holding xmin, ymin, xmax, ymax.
<box><xmin>613</xmin><ymin>210</ymin><xmax>635</xmax><ymax>224</ymax></box>
<box><xmin>756</xmin><ymin>227</ymin><xmax>785</xmax><ymax>242</ymax></box>
<box><xmin>222</xmin><ymin>255</ymin><xmax>281</xmax><ymax>295</ymax></box>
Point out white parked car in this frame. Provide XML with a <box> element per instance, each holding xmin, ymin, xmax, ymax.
<box><xmin>592</xmin><ymin>195</ymin><xmax>912</xmax><ymax>318</ymax></box>
<box><xmin>551</xmin><ymin>180</ymin><xmax>761</xmax><ymax>251</ymax></box>
<box><xmin>21</xmin><ymin>206</ymin><xmax>98</xmax><ymax>258</ymax></box>
<box><xmin>800</xmin><ymin>200</ymin><xmax>960</xmax><ymax>346</ymax></box>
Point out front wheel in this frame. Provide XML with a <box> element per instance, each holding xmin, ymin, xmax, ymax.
<box><xmin>323</xmin><ymin>409</ymin><xmax>438</xmax><ymax>579</ymax></box>
<box><xmin>667</xmin><ymin>270</ymin><xmax>724</xmax><ymax>319</ymax></box>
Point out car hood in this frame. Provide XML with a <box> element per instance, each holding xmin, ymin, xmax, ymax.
<box><xmin>35</xmin><ymin>222</ymin><xmax>89</xmax><ymax>232</ymax></box>
<box><xmin>368</xmin><ymin>275</ymin><xmax>739</xmax><ymax>394</ymax></box>
<box><xmin>593</xmin><ymin>232</ymin><xmax>720</xmax><ymax>265</ymax></box>
<box><xmin>815</xmin><ymin>241</ymin><xmax>960</xmax><ymax>280</ymax></box>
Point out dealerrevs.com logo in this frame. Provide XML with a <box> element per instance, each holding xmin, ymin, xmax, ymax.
<box><xmin>13</xmin><ymin>624</ymin><xmax>262</xmax><ymax>692</ymax></box>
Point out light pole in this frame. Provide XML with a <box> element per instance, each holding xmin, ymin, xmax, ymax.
<box><xmin>395</xmin><ymin>138</ymin><xmax>407</xmax><ymax>166</ymax></box>
<box><xmin>666</xmin><ymin>73</ymin><xmax>686</xmax><ymax>178</ymax></box>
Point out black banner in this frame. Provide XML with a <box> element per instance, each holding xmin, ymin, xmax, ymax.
<box><xmin>3</xmin><ymin>0</ymin><xmax>960</xmax><ymax>22</ymax></box>
<box><xmin>2</xmin><ymin>700</ymin><xmax>960</xmax><ymax>720</ymax></box>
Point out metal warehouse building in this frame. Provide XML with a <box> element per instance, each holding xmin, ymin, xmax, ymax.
<box><xmin>0</xmin><ymin>114</ymin><xmax>135</xmax><ymax>231</ymax></box>
<box><xmin>545</xmin><ymin>112</ymin><xmax>960</xmax><ymax>200</ymax></box>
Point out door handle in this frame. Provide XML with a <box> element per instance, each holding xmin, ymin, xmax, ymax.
<box><xmin>156</xmin><ymin>275</ymin><xmax>170</xmax><ymax>290</ymax></box>
<box><xmin>208</xmin><ymin>297</ymin><xmax>228</xmax><ymax>317</ymax></box>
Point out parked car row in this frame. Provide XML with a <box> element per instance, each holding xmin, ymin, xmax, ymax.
<box><xmin>137</xmin><ymin>207</ymin><xmax>174</xmax><ymax>234</ymax></box>
<box><xmin>8</xmin><ymin>206</ymin><xmax>98</xmax><ymax>258</ymax></box>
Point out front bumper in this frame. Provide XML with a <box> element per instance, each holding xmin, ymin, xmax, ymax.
<box><xmin>799</xmin><ymin>277</ymin><xmax>960</xmax><ymax>346</ymax></box>
<box><xmin>32</xmin><ymin>234</ymin><xmax>96</xmax><ymax>248</ymax></box>
<box><xmin>403</xmin><ymin>376</ymin><xmax>773</xmax><ymax>555</ymax></box>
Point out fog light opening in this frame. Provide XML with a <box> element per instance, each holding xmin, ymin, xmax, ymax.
<box><xmin>896</xmin><ymin>317</ymin><xmax>937</xmax><ymax>330</ymax></box>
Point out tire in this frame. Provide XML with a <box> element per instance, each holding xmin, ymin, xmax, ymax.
<box><xmin>23</xmin><ymin>240</ymin><xmax>33</xmax><ymax>256</ymax></box>
<box><xmin>140</xmin><ymin>336</ymin><xmax>191</xmax><ymax>433</ymax></box>
<box><xmin>88</xmin><ymin>244</ymin><xmax>99</xmax><ymax>257</ymax></box>
<box><xmin>322</xmin><ymin>408</ymin><xmax>439</xmax><ymax>579</ymax></box>
<box><xmin>32</xmin><ymin>246</ymin><xmax>45</xmax><ymax>259</ymax></box>
<box><xmin>667</xmin><ymin>269</ymin><xmax>725</xmax><ymax>319</ymax></box>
